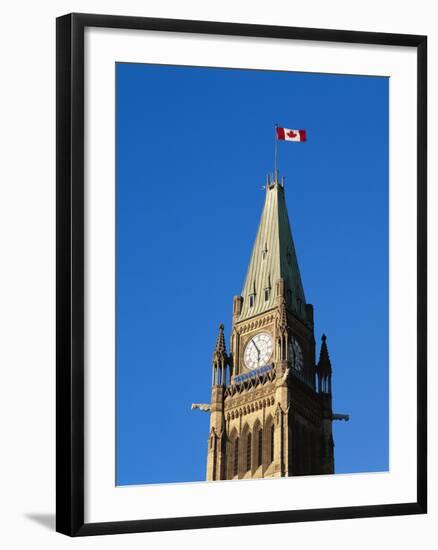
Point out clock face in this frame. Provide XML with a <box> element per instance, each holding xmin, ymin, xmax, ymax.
<box><xmin>289</xmin><ymin>337</ymin><xmax>303</xmax><ymax>372</ymax></box>
<box><xmin>244</xmin><ymin>332</ymin><xmax>273</xmax><ymax>370</ymax></box>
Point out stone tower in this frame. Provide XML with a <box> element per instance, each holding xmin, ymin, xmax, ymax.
<box><xmin>206</xmin><ymin>172</ymin><xmax>335</xmax><ymax>480</ymax></box>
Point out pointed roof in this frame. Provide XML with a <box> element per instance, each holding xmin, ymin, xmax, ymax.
<box><xmin>213</xmin><ymin>323</ymin><xmax>227</xmax><ymax>362</ymax></box>
<box><xmin>239</xmin><ymin>177</ymin><xmax>306</xmax><ymax>321</ymax></box>
<box><xmin>317</xmin><ymin>334</ymin><xmax>332</xmax><ymax>375</ymax></box>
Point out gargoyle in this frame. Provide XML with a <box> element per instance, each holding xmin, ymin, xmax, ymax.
<box><xmin>191</xmin><ymin>403</ymin><xmax>211</xmax><ymax>412</ymax></box>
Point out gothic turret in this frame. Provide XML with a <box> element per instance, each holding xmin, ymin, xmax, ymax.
<box><xmin>316</xmin><ymin>334</ymin><xmax>335</xmax><ymax>474</ymax></box>
<box><xmin>317</xmin><ymin>334</ymin><xmax>332</xmax><ymax>394</ymax></box>
<box><xmin>206</xmin><ymin>324</ymin><xmax>229</xmax><ymax>480</ymax></box>
<box><xmin>212</xmin><ymin>323</ymin><xmax>228</xmax><ymax>386</ymax></box>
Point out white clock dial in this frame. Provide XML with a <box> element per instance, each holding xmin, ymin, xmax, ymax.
<box><xmin>244</xmin><ymin>332</ymin><xmax>273</xmax><ymax>370</ymax></box>
<box><xmin>288</xmin><ymin>337</ymin><xmax>303</xmax><ymax>372</ymax></box>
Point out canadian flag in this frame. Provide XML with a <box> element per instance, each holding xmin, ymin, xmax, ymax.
<box><xmin>276</xmin><ymin>127</ymin><xmax>306</xmax><ymax>142</ymax></box>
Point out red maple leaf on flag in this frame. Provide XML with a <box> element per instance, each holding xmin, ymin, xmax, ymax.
<box><xmin>286</xmin><ymin>130</ymin><xmax>297</xmax><ymax>138</ymax></box>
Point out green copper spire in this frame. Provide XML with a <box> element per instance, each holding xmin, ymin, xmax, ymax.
<box><xmin>239</xmin><ymin>176</ymin><xmax>306</xmax><ymax>321</ymax></box>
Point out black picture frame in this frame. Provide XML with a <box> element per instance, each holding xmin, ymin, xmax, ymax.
<box><xmin>56</xmin><ymin>12</ymin><xmax>427</xmax><ymax>537</ymax></box>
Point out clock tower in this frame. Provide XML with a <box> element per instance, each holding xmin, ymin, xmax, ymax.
<box><xmin>205</xmin><ymin>172</ymin><xmax>337</xmax><ymax>480</ymax></box>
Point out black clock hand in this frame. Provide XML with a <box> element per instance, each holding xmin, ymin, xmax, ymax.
<box><xmin>252</xmin><ymin>340</ymin><xmax>260</xmax><ymax>354</ymax></box>
<box><xmin>247</xmin><ymin>340</ymin><xmax>258</xmax><ymax>367</ymax></box>
<box><xmin>251</xmin><ymin>340</ymin><xmax>262</xmax><ymax>365</ymax></box>
<box><xmin>256</xmin><ymin>343</ymin><xmax>264</xmax><ymax>366</ymax></box>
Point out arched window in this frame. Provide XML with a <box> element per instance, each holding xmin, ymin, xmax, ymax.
<box><xmin>257</xmin><ymin>428</ymin><xmax>263</xmax><ymax>467</ymax></box>
<box><xmin>246</xmin><ymin>434</ymin><xmax>252</xmax><ymax>471</ymax></box>
<box><xmin>296</xmin><ymin>424</ymin><xmax>303</xmax><ymax>475</ymax></box>
<box><xmin>233</xmin><ymin>437</ymin><xmax>239</xmax><ymax>476</ymax></box>
<box><xmin>311</xmin><ymin>432</ymin><xmax>318</xmax><ymax>474</ymax></box>
<box><xmin>270</xmin><ymin>425</ymin><xmax>275</xmax><ymax>463</ymax></box>
<box><xmin>304</xmin><ymin>429</ymin><xmax>311</xmax><ymax>475</ymax></box>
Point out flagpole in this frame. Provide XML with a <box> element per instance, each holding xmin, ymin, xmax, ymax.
<box><xmin>274</xmin><ymin>124</ymin><xmax>278</xmax><ymax>182</ymax></box>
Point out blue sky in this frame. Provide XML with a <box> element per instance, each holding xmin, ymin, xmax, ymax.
<box><xmin>116</xmin><ymin>63</ymin><xmax>389</xmax><ymax>485</ymax></box>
